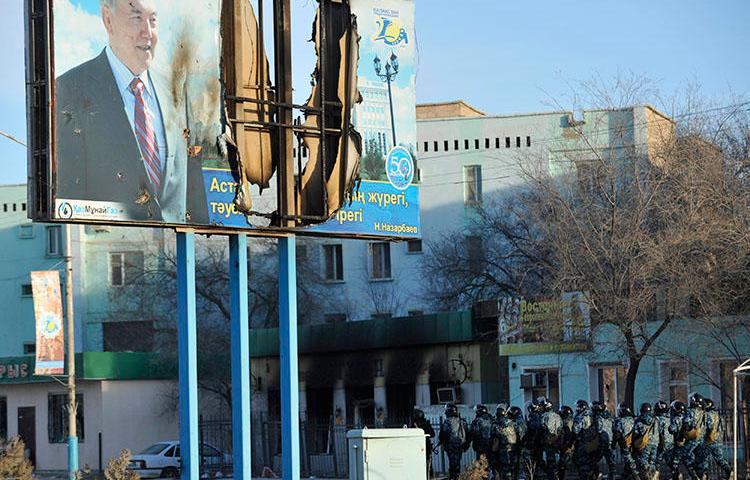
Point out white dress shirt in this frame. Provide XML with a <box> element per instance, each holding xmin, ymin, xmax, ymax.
<box><xmin>105</xmin><ymin>46</ymin><xmax>168</xmax><ymax>183</ymax></box>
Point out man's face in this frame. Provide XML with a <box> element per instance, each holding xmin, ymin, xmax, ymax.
<box><xmin>102</xmin><ymin>0</ymin><xmax>158</xmax><ymax>75</ymax></box>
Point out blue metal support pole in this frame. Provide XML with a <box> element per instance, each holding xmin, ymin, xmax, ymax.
<box><xmin>230</xmin><ymin>234</ymin><xmax>252</xmax><ymax>479</ymax></box>
<box><xmin>279</xmin><ymin>236</ymin><xmax>300</xmax><ymax>479</ymax></box>
<box><xmin>177</xmin><ymin>232</ymin><xmax>199</xmax><ymax>480</ymax></box>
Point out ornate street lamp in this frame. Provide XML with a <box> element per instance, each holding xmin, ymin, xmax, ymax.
<box><xmin>374</xmin><ymin>52</ymin><xmax>399</xmax><ymax>148</ymax></box>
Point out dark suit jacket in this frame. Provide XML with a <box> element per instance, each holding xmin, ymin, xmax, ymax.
<box><xmin>55</xmin><ymin>49</ymin><xmax>208</xmax><ymax>224</ymax></box>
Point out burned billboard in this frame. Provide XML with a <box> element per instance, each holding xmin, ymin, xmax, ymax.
<box><xmin>26</xmin><ymin>0</ymin><xmax>419</xmax><ymax>238</ymax></box>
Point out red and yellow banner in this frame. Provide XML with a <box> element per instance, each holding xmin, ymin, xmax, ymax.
<box><xmin>31</xmin><ymin>271</ymin><xmax>65</xmax><ymax>375</ymax></box>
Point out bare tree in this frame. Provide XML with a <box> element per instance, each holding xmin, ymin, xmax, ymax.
<box><xmin>423</xmin><ymin>76</ymin><xmax>750</xmax><ymax>407</ymax></box>
<box><xmin>106</xmin><ymin>234</ymin><xmax>339</xmax><ymax>412</ymax></box>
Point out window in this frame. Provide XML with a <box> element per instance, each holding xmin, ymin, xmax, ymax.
<box><xmin>718</xmin><ymin>360</ymin><xmax>738</xmax><ymax>410</ymax></box>
<box><xmin>485</xmin><ymin>138</ymin><xmax>490</xmax><ymax>149</ymax></box>
<box><xmin>505</xmin><ymin>137</ymin><xmax>511</xmax><ymax>148</ymax></box>
<box><xmin>474</xmin><ymin>139</ymin><xmax>479</xmax><ymax>150</ymax></box>
<box><xmin>18</xmin><ymin>224</ymin><xmax>34</xmax><ymax>239</ymax></box>
<box><xmin>433</xmin><ymin>141</ymin><xmax>438</xmax><ymax>152</ymax></box>
<box><xmin>660</xmin><ymin>361</ymin><xmax>689</xmax><ymax>403</ymax></box>
<box><xmin>463</xmin><ymin>165</ymin><xmax>482</xmax><ymax>205</ymax></box>
<box><xmin>324</xmin><ymin>313</ymin><xmax>347</xmax><ymax>324</ymax></box>
<box><xmin>323</xmin><ymin>244</ymin><xmax>344</xmax><ymax>281</ymax></box>
<box><xmin>464</xmin><ymin>139</ymin><xmax>469</xmax><ymax>150</ymax></box>
<box><xmin>2</xmin><ymin>204</ymin><xmax>6</xmax><ymax>212</ymax></box>
<box><xmin>109</xmin><ymin>252</ymin><xmax>145</xmax><ymax>287</ymax></box>
<box><xmin>370</xmin><ymin>242</ymin><xmax>392</xmax><ymax>280</ymax></box>
<box><xmin>23</xmin><ymin>343</ymin><xmax>36</xmax><ymax>355</ymax></box>
<box><xmin>48</xmin><ymin>393</ymin><xmax>84</xmax><ymax>443</ymax></box>
<box><xmin>423</xmin><ymin>141</ymin><xmax>428</xmax><ymax>152</ymax></box>
<box><xmin>596</xmin><ymin>365</ymin><xmax>626</xmax><ymax>414</ymax></box>
<box><xmin>0</xmin><ymin>397</ymin><xmax>6</xmax><ymax>440</ymax></box>
<box><xmin>296</xmin><ymin>244</ymin><xmax>308</xmax><ymax>263</ymax></box>
<box><xmin>443</xmin><ymin>140</ymin><xmax>449</xmax><ymax>152</ymax></box>
<box><xmin>406</xmin><ymin>239</ymin><xmax>422</xmax><ymax>254</ymax></box>
<box><xmin>454</xmin><ymin>140</ymin><xmax>459</xmax><ymax>150</ymax></box>
<box><xmin>12</xmin><ymin>204</ymin><xmax>17</xmax><ymax>212</ymax></box>
<box><xmin>103</xmin><ymin>321</ymin><xmax>155</xmax><ymax>352</ymax></box>
<box><xmin>465</xmin><ymin>235</ymin><xmax>484</xmax><ymax>273</ymax></box>
<box><xmin>526</xmin><ymin>136</ymin><xmax>532</xmax><ymax>147</ymax></box>
<box><xmin>521</xmin><ymin>368</ymin><xmax>560</xmax><ymax>408</ymax></box>
<box><xmin>22</xmin><ymin>203</ymin><xmax>27</xmax><ymax>211</ymax></box>
<box><xmin>21</xmin><ymin>284</ymin><xmax>33</xmax><ymax>297</ymax></box>
<box><xmin>46</xmin><ymin>226</ymin><xmax>63</xmax><ymax>257</ymax></box>
<box><xmin>495</xmin><ymin>138</ymin><xmax>500</xmax><ymax>149</ymax></box>
<box><xmin>516</xmin><ymin>136</ymin><xmax>521</xmax><ymax>147</ymax></box>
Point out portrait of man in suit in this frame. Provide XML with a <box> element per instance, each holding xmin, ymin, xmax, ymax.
<box><xmin>55</xmin><ymin>0</ymin><xmax>208</xmax><ymax>224</ymax></box>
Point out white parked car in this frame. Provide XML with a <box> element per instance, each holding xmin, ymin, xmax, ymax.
<box><xmin>128</xmin><ymin>441</ymin><xmax>230</xmax><ymax>478</ymax></box>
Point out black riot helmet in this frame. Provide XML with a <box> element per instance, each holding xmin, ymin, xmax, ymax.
<box><xmin>445</xmin><ymin>403</ymin><xmax>459</xmax><ymax>417</ymax></box>
<box><xmin>654</xmin><ymin>401</ymin><xmax>669</xmax><ymax>416</ymax></box>
<box><xmin>670</xmin><ymin>400</ymin><xmax>686</xmax><ymax>416</ymax></box>
<box><xmin>559</xmin><ymin>405</ymin><xmax>573</xmax><ymax>418</ymax></box>
<box><xmin>617</xmin><ymin>402</ymin><xmax>634</xmax><ymax>417</ymax></box>
<box><xmin>704</xmin><ymin>398</ymin><xmax>716</xmax><ymax>411</ymax></box>
<box><xmin>576</xmin><ymin>399</ymin><xmax>589</xmax><ymax>414</ymax></box>
<box><xmin>640</xmin><ymin>402</ymin><xmax>652</xmax><ymax>415</ymax></box>
<box><xmin>413</xmin><ymin>408</ymin><xmax>425</xmax><ymax>420</ymax></box>
<box><xmin>689</xmin><ymin>392</ymin><xmax>705</xmax><ymax>409</ymax></box>
<box><xmin>475</xmin><ymin>404</ymin><xmax>489</xmax><ymax>416</ymax></box>
<box><xmin>591</xmin><ymin>400</ymin><xmax>606</xmax><ymax>413</ymax></box>
<box><xmin>496</xmin><ymin>403</ymin><xmax>509</xmax><ymax>418</ymax></box>
<box><xmin>509</xmin><ymin>406</ymin><xmax>523</xmax><ymax>420</ymax></box>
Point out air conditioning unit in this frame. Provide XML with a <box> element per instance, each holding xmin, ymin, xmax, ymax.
<box><xmin>436</xmin><ymin>387</ymin><xmax>457</xmax><ymax>404</ymax></box>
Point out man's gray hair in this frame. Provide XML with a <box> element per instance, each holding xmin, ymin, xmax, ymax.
<box><xmin>100</xmin><ymin>0</ymin><xmax>117</xmax><ymax>9</ymax></box>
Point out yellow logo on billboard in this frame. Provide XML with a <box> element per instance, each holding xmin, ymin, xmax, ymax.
<box><xmin>373</xmin><ymin>17</ymin><xmax>408</xmax><ymax>46</ymax></box>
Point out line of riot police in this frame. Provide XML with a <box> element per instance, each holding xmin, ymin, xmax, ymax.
<box><xmin>430</xmin><ymin>392</ymin><xmax>731</xmax><ymax>480</ymax></box>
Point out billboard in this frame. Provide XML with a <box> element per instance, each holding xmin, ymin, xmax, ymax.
<box><xmin>31</xmin><ymin>271</ymin><xmax>65</xmax><ymax>375</ymax></box>
<box><xmin>497</xmin><ymin>292</ymin><xmax>591</xmax><ymax>346</ymax></box>
<box><xmin>26</xmin><ymin>0</ymin><xmax>419</xmax><ymax>239</ymax></box>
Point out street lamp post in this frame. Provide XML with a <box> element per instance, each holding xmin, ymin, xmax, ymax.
<box><xmin>374</xmin><ymin>52</ymin><xmax>399</xmax><ymax>149</ymax></box>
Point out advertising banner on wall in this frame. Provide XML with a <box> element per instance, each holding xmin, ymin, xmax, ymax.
<box><xmin>498</xmin><ymin>292</ymin><xmax>591</xmax><ymax>346</ymax></box>
<box><xmin>31</xmin><ymin>271</ymin><xmax>65</xmax><ymax>375</ymax></box>
<box><xmin>29</xmin><ymin>0</ymin><xmax>419</xmax><ymax>238</ymax></box>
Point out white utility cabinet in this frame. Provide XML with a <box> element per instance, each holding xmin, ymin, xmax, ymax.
<box><xmin>347</xmin><ymin>427</ymin><xmax>427</xmax><ymax>480</ymax></box>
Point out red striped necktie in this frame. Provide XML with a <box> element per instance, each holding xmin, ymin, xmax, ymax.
<box><xmin>130</xmin><ymin>77</ymin><xmax>162</xmax><ymax>192</ymax></box>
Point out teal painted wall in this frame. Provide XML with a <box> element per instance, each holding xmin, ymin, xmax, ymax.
<box><xmin>0</xmin><ymin>185</ymin><xmax>68</xmax><ymax>356</ymax></box>
<box><xmin>507</xmin><ymin>319</ymin><xmax>750</xmax><ymax>408</ymax></box>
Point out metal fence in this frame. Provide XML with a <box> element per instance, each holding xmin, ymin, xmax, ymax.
<box><xmin>198</xmin><ymin>410</ymin><xmax>749</xmax><ymax>479</ymax></box>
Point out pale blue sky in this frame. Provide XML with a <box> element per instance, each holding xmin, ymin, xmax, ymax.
<box><xmin>1</xmin><ymin>0</ymin><xmax>749</xmax><ymax>185</ymax></box>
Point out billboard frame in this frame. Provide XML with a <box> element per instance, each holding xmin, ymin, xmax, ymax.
<box><xmin>25</xmin><ymin>0</ymin><xmax>420</xmax><ymax>241</ymax></box>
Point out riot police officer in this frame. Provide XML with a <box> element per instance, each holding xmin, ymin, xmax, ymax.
<box><xmin>698</xmin><ymin>398</ymin><xmax>732</xmax><ymax>480</ymax></box>
<box><xmin>539</xmin><ymin>397</ymin><xmax>562</xmax><ymax>479</ymax></box>
<box><xmin>632</xmin><ymin>402</ymin><xmax>659</xmax><ymax>480</ymax></box>
<box><xmin>668</xmin><ymin>400</ymin><xmax>688</xmax><ymax>480</ymax></box>
<box><xmin>557</xmin><ymin>405</ymin><xmax>575</xmax><ymax>480</ymax></box>
<box><xmin>653</xmin><ymin>400</ymin><xmax>674</xmax><ymax>476</ymax></box>
<box><xmin>468</xmin><ymin>404</ymin><xmax>495</xmax><ymax>462</ymax></box>
<box><xmin>412</xmin><ymin>407</ymin><xmax>436</xmax><ymax>478</ymax></box>
<box><xmin>526</xmin><ymin>398</ymin><xmax>545</xmax><ymax>472</ymax></box>
<box><xmin>439</xmin><ymin>403</ymin><xmax>468</xmax><ymax>480</ymax></box>
<box><xmin>592</xmin><ymin>400</ymin><xmax>615</xmax><ymax>479</ymax></box>
<box><xmin>613</xmin><ymin>403</ymin><xmax>638</xmax><ymax>480</ymax></box>
<box><xmin>492</xmin><ymin>403</ymin><xmax>517</xmax><ymax>480</ymax></box>
<box><xmin>573</xmin><ymin>400</ymin><xmax>599</xmax><ymax>479</ymax></box>
<box><xmin>508</xmin><ymin>405</ymin><xmax>528</xmax><ymax>479</ymax></box>
<box><xmin>679</xmin><ymin>393</ymin><xmax>707</xmax><ymax>480</ymax></box>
